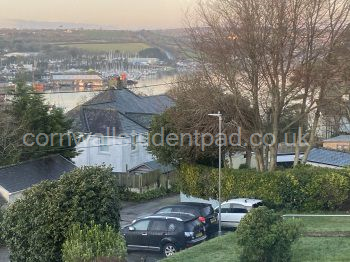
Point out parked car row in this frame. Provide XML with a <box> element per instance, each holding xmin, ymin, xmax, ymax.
<box><xmin>122</xmin><ymin>199</ymin><xmax>263</xmax><ymax>257</ymax></box>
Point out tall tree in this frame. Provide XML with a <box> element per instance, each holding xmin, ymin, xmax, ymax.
<box><xmin>5</xmin><ymin>83</ymin><xmax>77</xmax><ymax>163</ymax></box>
<box><xmin>149</xmin><ymin>73</ymin><xmax>255</xmax><ymax>167</ymax></box>
<box><xmin>0</xmin><ymin>107</ymin><xmax>23</xmax><ymax>166</ymax></box>
<box><xmin>184</xmin><ymin>0</ymin><xmax>350</xmax><ymax>171</ymax></box>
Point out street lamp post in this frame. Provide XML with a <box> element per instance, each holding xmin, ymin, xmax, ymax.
<box><xmin>208</xmin><ymin>112</ymin><xmax>223</xmax><ymax>236</ymax></box>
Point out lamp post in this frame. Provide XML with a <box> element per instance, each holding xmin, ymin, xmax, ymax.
<box><xmin>208</xmin><ymin>112</ymin><xmax>223</xmax><ymax>236</ymax></box>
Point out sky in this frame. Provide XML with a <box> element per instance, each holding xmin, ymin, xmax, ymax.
<box><xmin>0</xmin><ymin>0</ymin><xmax>195</xmax><ymax>30</ymax></box>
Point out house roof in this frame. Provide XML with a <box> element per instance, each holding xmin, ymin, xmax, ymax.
<box><xmin>67</xmin><ymin>88</ymin><xmax>174</xmax><ymax>135</ymax></box>
<box><xmin>0</xmin><ymin>155</ymin><xmax>76</xmax><ymax>193</ymax></box>
<box><xmin>306</xmin><ymin>148</ymin><xmax>350</xmax><ymax>167</ymax></box>
<box><xmin>129</xmin><ymin>160</ymin><xmax>175</xmax><ymax>174</ymax></box>
<box><xmin>324</xmin><ymin>135</ymin><xmax>350</xmax><ymax>143</ymax></box>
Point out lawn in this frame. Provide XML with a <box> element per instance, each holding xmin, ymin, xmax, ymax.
<box><xmin>164</xmin><ymin>216</ymin><xmax>350</xmax><ymax>262</ymax></box>
<box><xmin>287</xmin><ymin>215</ymin><xmax>350</xmax><ymax>233</ymax></box>
<box><xmin>61</xmin><ymin>42</ymin><xmax>150</xmax><ymax>53</ymax></box>
<box><xmin>164</xmin><ymin>233</ymin><xmax>350</xmax><ymax>262</ymax></box>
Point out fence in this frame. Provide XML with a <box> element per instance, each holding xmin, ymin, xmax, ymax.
<box><xmin>114</xmin><ymin>171</ymin><xmax>177</xmax><ymax>193</ymax></box>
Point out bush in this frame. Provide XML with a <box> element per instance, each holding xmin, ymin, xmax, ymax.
<box><xmin>62</xmin><ymin>222</ymin><xmax>127</xmax><ymax>262</ymax></box>
<box><xmin>179</xmin><ymin>165</ymin><xmax>350</xmax><ymax>211</ymax></box>
<box><xmin>2</xmin><ymin>166</ymin><xmax>121</xmax><ymax>262</ymax></box>
<box><xmin>236</xmin><ymin>207</ymin><xmax>301</xmax><ymax>262</ymax></box>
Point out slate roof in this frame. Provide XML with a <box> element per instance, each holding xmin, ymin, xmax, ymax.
<box><xmin>324</xmin><ymin>135</ymin><xmax>350</xmax><ymax>142</ymax></box>
<box><xmin>0</xmin><ymin>155</ymin><xmax>76</xmax><ymax>193</ymax></box>
<box><xmin>67</xmin><ymin>88</ymin><xmax>174</xmax><ymax>135</ymax></box>
<box><xmin>129</xmin><ymin>160</ymin><xmax>175</xmax><ymax>174</ymax></box>
<box><xmin>306</xmin><ymin>148</ymin><xmax>350</xmax><ymax>167</ymax></box>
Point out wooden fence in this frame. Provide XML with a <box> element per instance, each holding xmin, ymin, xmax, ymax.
<box><xmin>114</xmin><ymin>171</ymin><xmax>177</xmax><ymax>193</ymax></box>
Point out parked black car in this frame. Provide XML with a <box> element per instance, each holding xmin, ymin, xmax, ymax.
<box><xmin>121</xmin><ymin>213</ymin><xmax>207</xmax><ymax>257</ymax></box>
<box><xmin>154</xmin><ymin>202</ymin><xmax>218</xmax><ymax>234</ymax></box>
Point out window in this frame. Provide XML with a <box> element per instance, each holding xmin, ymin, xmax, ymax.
<box><xmin>168</xmin><ymin>222</ymin><xmax>177</xmax><ymax>232</ymax></box>
<box><xmin>131</xmin><ymin>135</ymin><xmax>137</xmax><ymax>151</ymax></box>
<box><xmin>149</xmin><ymin>220</ymin><xmax>167</xmax><ymax>231</ymax></box>
<box><xmin>219</xmin><ymin>203</ymin><xmax>230</xmax><ymax>213</ymax></box>
<box><xmin>230</xmin><ymin>204</ymin><xmax>248</xmax><ymax>213</ymax></box>
<box><xmin>200</xmin><ymin>206</ymin><xmax>213</xmax><ymax>216</ymax></box>
<box><xmin>133</xmin><ymin>220</ymin><xmax>150</xmax><ymax>231</ymax></box>
<box><xmin>99</xmin><ymin>137</ymin><xmax>109</xmax><ymax>153</ymax></box>
<box><xmin>156</xmin><ymin>207</ymin><xmax>173</xmax><ymax>214</ymax></box>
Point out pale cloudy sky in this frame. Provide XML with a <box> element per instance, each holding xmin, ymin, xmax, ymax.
<box><xmin>0</xmin><ymin>0</ymin><xmax>195</xmax><ymax>29</ymax></box>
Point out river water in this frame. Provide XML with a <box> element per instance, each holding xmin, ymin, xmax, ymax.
<box><xmin>43</xmin><ymin>75</ymin><xmax>176</xmax><ymax>112</ymax></box>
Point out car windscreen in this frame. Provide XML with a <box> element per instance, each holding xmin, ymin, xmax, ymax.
<box><xmin>200</xmin><ymin>206</ymin><xmax>213</xmax><ymax>216</ymax></box>
<box><xmin>172</xmin><ymin>207</ymin><xmax>200</xmax><ymax>216</ymax></box>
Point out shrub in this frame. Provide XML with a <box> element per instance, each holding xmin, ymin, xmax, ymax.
<box><xmin>2</xmin><ymin>166</ymin><xmax>121</xmax><ymax>262</ymax></box>
<box><xmin>62</xmin><ymin>222</ymin><xmax>127</xmax><ymax>262</ymax></box>
<box><xmin>236</xmin><ymin>207</ymin><xmax>301</xmax><ymax>262</ymax></box>
<box><xmin>179</xmin><ymin>164</ymin><xmax>350</xmax><ymax>211</ymax></box>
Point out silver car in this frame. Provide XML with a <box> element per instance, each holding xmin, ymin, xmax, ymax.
<box><xmin>214</xmin><ymin>198</ymin><xmax>263</xmax><ymax>228</ymax></box>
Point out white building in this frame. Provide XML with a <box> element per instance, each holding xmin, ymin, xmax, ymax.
<box><xmin>68</xmin><ymin>88</ymin><xmax>173</xmax><ymax>172</ymax></box>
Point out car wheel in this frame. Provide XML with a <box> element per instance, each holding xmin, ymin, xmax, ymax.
<box><xmin>163</xmin><ymin>243</ymin><xmax>177</xmax><ymax>257</ymax></box>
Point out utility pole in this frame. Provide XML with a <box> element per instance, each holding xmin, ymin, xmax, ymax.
<box><xmin>208</xmin><ymin>112</ymin><xmax>223</xmax><ymax>236</ymax></box>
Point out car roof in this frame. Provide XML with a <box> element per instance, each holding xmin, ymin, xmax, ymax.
<box><xmin>142</xmin><ymin>212</ymin><xmax>196</xmax><ymax>222</ymax></box>
<box><xmin>223</xmin><ymin>198</ymin><xmax>262</xmax><ymax>206</ymax></box>
<box><xmin>158</xmin><ymin>203</ymin><xmax>210</xmax><ymax>210</ymax></box>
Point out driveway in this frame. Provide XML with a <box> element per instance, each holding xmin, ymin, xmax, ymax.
<box><xmin>121</xmin><ymin>194</ymin><xmax>180</xmax><ymax>227</ymax></box>
<box><xmin>121</xmin><ymin>194</ymin><xmax>180</xmax><ymax>262</ymax></box>
<box><xmin>0</xmin><ymin>247</ymin><xmax>9</xmax><ymax>262</ymax></box>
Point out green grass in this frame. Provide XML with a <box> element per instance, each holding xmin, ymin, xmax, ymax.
<box><xmin>164</xmin><ymin>233</ymin><xmax>350</xmax><ymax>262</ymax></box>
<box><xmin>292</xmin><ymin>237</ymin><xmax>350</xmax><ymax>262</ymax></box>
<box><xmin>61</xmin><ymin>42</ymin><xmax>150</xmax><ymax>52</ymax></box>
<box><xmin>165</xmin><ymin>233</ymin><xmax>241</xmax><ymax>262</ymax></box>
<box><xmin>164</xmin><ymin>216</ymin><xmax>350</xmax><ymax>262</ymax></box>
<box><xmin>283</xmin><ymin>215</ymin><xmax>350</xmax><ymax>232</ymax></box>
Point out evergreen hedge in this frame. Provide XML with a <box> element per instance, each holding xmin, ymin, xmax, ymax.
<box><xmin>179</xmin><ymin>165</ymin><xmax>350</xmax><ymax>211</ymax></box>
<box><xmin>2</xmin><ymin>166</ymin><xmax>121</xmax><ymax>262</ymax></box>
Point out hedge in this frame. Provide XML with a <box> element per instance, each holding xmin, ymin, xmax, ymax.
<box><xmin>62</xmin><ymin>222</ymin><xmax>127</xmax><ymax>262</ymax></box>
<box><xmin>2</xmin><ymin>166</ymin><xmax>121</xmax><ymax>262</ymax></box>
<box><xmin>179</xmin><ymin>165</ymin><xmax>350</xmax><ymax>211</ymax></box>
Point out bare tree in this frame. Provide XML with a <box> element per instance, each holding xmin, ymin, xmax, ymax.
<box><xmin>183</xmin><ymin>0</ymin><xmax>350</xmax><ymax>171</ymax></box>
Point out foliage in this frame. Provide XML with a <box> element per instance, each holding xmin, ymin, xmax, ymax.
<box><xmin>179</xmin><ymin>165</ymin><xmax>350</xmax><ymax>211</ymax></box>
<box><xmin>0</xmin><ymin>107</ymin><xmax>22</xmax><ymax>166</ymax></box>
<box><xmin>148</xmin><ymin>109</ymin><xmax>182</xmax><ymax>166</ymax></box>
<box><xmin>236</xmin><ymin>207</ymin><xmax>301</xmax><ymax>262</ymax></box>
<box><xmin>2</xmin><ymin>166</ymin><xmax>121</xmax><ymax>262</ymax></box>
<box><xmin>138</xmin><ymin>47</ymin><xmax>168</xmax><ymax>61</ymax></box>
<box><xmin>4</xmin><ymin>83</ymin><xmax>77</xmax><ymax>163</ymax></box>
<box><xmin>62</xmin><ymin>222</ymin><xmax>126</xmax><ymax>262</ymax></box>
<box><xmin>148</xmin><ymin>74</ymin><xmax>255</xmax><ymax>167</ymax></box>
